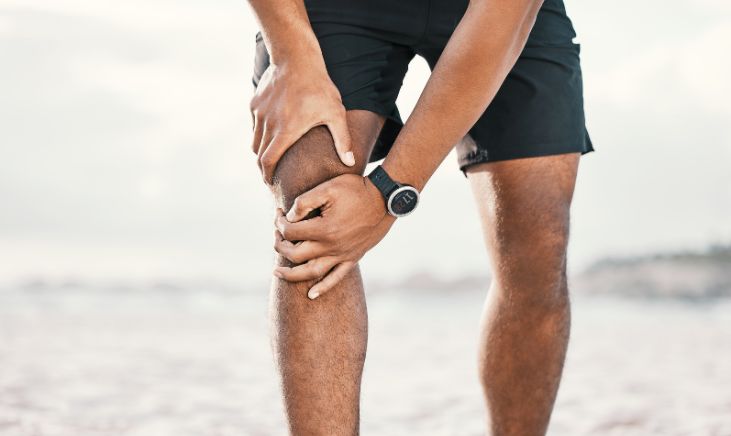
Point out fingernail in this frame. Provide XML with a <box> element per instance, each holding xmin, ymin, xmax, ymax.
<box><xmin>343</xmin><ymin>151</ymin><xmax>355</xmax><ymax>167</ymax></box>
<box><xmin>273</xmin><ymin>269</ymin><xmax>284</xmax><ymax>279</ymax></box>
<box><xmin>286</xmin><ymin>211</ymin><xmax>295</xmax><ymax>222</ymax></box>
<box><xmin>308</xmin><ymin>288</ymin><xmax>320</xmax><ymax>300</ymax></box>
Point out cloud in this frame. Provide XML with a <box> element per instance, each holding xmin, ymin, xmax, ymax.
<box><xmin>588</xmin><ymin>22</ymin><xmax>731</xmax><ymax>117</ymax></box>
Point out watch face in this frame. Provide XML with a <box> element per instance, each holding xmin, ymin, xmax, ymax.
<box><xmin>388</xmin><ymin>186</ymin><xmax>419</xmax><ymax>217</ymax></box>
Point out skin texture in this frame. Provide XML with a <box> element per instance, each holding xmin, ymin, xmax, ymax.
<box><xmin>467</xmin><ymin>152</ymin><xmax>579</xmax><ymax>435</ymax></box>
<box><xmin>269</xmin><ymin>110</ymin><xmax>385</xmax><ymax>436</ymax></box>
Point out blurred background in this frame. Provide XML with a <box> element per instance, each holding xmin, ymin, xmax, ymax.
<box><xmin>1</xmin><ymin>0</ymin><xmax>729</xmax><ymax>435</ymax></box>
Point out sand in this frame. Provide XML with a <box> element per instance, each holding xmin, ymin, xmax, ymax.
<box><xmin>1</xmin><ymin>286</ymin><xmax>730</xmax><ymax>435</ymax></box>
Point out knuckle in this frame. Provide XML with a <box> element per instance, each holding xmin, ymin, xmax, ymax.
<box><xmin>274</xmin><ymin>241</ymin><xmax>287</xmax><ymax>256</ymax></box>
<box><xmin>311</xmin><ymin>263</ymin><xmax>324</xmax><ymax>278</ymax></box>
<box><xmin>276</xmin><ymin>128</ymin><xmax>293</xmax><ymax>140</ymax></box>
<box><xmin>290</xmin><ymin>198</ymin><xmax>301</xmax><ymax>214</ymax></box>
<box><xmin>291</xmin><ymin>268</ymin><xmax>305</xmax><ymax>281</ymax></box>
<box><xmin>323</xmin><ymin>227</ymin><xmax>337</xmax><ymax>242</ymax></box>
<box><xmin>260</xmin><ymin>154</ymin><xmax>275</xmax><ymax>169</ymax></box>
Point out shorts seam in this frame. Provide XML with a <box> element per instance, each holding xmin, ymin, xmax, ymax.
<box><xmin>415</xmin><ymin>0</ymin><xmax>433</xmax><ymax>45</ymax></box>
<box><xmin>341</xmin><ymin>100</ymin><xmax>399</xmax><ymax>123</ymax></box>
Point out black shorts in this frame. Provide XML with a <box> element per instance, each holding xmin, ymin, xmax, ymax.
<box><xmin>252</xmin><ymin>0</ymin><xmax>593</xmax><ymax>171</ymax></box>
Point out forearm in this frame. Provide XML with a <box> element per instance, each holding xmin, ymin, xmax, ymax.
<box><xmin>382</xmin><ymin>0</ymin><xmax>543</xmax><ymax>190</ymax></box>
<box><xmin>247</xmin><ymin>0</ymin><xmax>324</xmax><ymax>67</ymax></box>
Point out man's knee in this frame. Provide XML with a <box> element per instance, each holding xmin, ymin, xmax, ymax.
<box><xmin>498</xmin><ymin>199</ymin><xmax>570</xmax><ymax>258</ymax></box>
<box><xmin>272</xmin><ymin>126</ymin><xmax>361</xmax><ymax>211</ymax></box>
<box><xmin>491</xmin><ymin>208</ymin><xmax>571</xmax><ymax>306</ymax></box>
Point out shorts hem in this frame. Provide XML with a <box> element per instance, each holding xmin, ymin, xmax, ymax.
<box><xmin>459</xmin><ymin>142</ymin><xmax>595</xmax><ymax>175</ymax></box>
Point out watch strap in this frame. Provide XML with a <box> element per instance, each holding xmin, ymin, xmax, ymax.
<box><xmin>367</xmin><ymin>165</ymin><xmax>399</xmax><ymax>200</ymax></box>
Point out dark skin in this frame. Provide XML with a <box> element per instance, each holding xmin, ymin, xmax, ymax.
<box><xmin>248</xmin><ymin>0</ymin><xmax>578</xmax><ymax>434</ymax></box>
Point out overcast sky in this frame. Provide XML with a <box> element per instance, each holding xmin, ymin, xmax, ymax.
<box><xmin>1</xmin><ymin>0</ymin><xmax>729</xmax><ymax>284</ymax></box>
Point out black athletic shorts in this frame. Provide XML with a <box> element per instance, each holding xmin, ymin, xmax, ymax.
<box><xmin>252</xmin><ymin>0</ymin><xmax>593</xmax><ymax>172</ymax></box>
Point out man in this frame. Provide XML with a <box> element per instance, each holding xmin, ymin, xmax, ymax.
<box><xmin>248</xmin><ymin>0</ymin><xmax>593</xmax><ymax>434</ymax></box>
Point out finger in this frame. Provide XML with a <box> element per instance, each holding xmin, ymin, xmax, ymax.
<box><xmin>251</xmin><ymin>114</ymin><xmax>263</xmax><ymax>154</ymax></box>
<box><xmin>261</xmin><ymin>133</ymin><xmax>294</xmax><ymax>185</ymax></box>
<box><xmin>286</xmin><ymin>183</ymin><xmax>331</xmax><ymax>222</ymax></box>
<box><xmin>276</xmin><ymin>213</ymin><xmax>323</xmax><ymax>242</ymax></box>
<box><xmin>325</xmin><ymin>113</ymin><xmax>355</xmax><ymax>167</ymax></box>
<box><xmin>275</xmin><ymin>208</ymin><xmax>285</xmax><ymax>221</ymax></box>
<box><xmin>273</xmin><ymin>230</ymin><xmax>326</xmax><ymax>264</ymax></box>
<box><xmin>308</xmin><ymin>262</ymin><xmax>355</xmax><ymax>299</ymax></box>
<box><xmin>257</xmin><ymin>121</ymin><xmax>273</xmax><ymax>173</ymax></box>
<box><xmin>274</xmin><ymin>257</ymin><xmax>339</xmax><ymax>282</ymax></box>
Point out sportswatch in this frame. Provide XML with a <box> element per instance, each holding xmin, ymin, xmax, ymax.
<box><xmin>367</xmin><ymin>165</ymin><xmax>420</xmax><ymax>217</ymax></box>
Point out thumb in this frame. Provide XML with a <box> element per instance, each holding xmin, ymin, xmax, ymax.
<box><xmin>326</xmin><ymin>115</ymin><xmax>355</xmax><ymax>167</ymax></box>
<box><xmin>286</xmin><ymin>183</ymin><xmax>330</xmax><ymax>222</ymax></box>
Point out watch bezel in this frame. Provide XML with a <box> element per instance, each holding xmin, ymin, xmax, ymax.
<box><xmin>387</xmin><ymin>185</ymin><xmax>420</xmax><ymax>217</ymax></box>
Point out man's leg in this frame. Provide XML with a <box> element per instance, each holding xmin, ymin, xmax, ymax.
<box><xmin>466</xmin><ymin>152</ymin><xmax>580</xmax><ymax>436</ymax></box>
<box><xmin>269</xmin><ymin>110</ymin><xmax>385</xmax><ymax>436</ymax></box>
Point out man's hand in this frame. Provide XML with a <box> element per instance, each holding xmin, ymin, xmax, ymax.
<box><xmin>250</xmin><ymin>59</ymin><xmax>355</xmax><ymax>184</ymax></box>
<box><xmin>273</xmin><ymin>174</ymin><xmax>395</xmax><ymax>299</ymax></box>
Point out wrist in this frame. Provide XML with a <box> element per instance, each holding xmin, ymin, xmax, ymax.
<box><xmin>268</xmin><ymin>31</ymin><xmax>325</xmax><ymax>70</ymax></box>
<box><xmin>382</xmin><ymin>159</ymin><xmax>427</xmax><ymax>192</ymax></box>
<box><xmin>364</xmin><ymin>176</ymin><xmax>388</xmax><ymax>217</ymax></box>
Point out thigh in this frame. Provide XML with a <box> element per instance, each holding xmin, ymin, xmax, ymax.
<box><xmin>466</xmin><ymin>152</ymin><xmax>580</xmax><ymax>282</ymax></box>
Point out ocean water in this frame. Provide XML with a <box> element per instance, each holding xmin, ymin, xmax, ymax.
<box><xmin>0</xmin><ymin>285</ymin><xmax>730</xmax><ymax>436</ymax></box>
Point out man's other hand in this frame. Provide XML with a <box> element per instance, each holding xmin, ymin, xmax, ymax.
<box><xmin>250</xmin><ymin>59</ymin><xmax>355</xmax><ymax>184</ymax></box>
<box><xmin>273</xmin><ymin>174</ymin><xmax>395</xmax><ymax>299</ymax></box>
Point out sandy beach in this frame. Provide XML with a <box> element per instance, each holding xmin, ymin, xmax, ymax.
<box><xmin>1</xmin><ymin>284</ymin><xmax>730</xmax><ymax>436</ymax></box>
